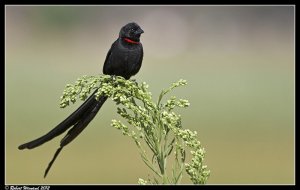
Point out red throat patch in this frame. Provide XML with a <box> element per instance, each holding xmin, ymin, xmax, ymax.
<box><xmin>124</xmin><ymin>38</ymin><xmax>140</xmax><ymax>44</ymax></box>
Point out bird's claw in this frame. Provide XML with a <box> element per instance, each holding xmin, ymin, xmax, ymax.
<box><xmin>110</xmin><ymin>75</ymin><xmax>116</xmax><ymax>81</ymax></box>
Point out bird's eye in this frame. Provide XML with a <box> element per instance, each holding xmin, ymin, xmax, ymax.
<box><xmin>130</xmin><ymin>28</ymin><xmax>135</xmax><ymax>31</ymax></box>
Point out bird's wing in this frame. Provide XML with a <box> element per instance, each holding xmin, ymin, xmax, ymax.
<box><xmin>103</xmin><ymin>40</ymin><xmax>118</xmax><ymax>75</ymax></box>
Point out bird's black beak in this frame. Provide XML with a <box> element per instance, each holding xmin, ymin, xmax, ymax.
<box><xmin>136</xmin><ymin>28</ymin><xmax>144</xmax><ymax>35</ymax></box>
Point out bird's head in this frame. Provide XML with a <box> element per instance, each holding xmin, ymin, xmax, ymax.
<box><xmin>119</xmin><ymin>22</ymin><xmax>144</xmax><ymax>43</ymax></box>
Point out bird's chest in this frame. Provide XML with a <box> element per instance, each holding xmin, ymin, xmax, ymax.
<box><xmin>113</xmin><ymin>46</ymin><xmax>139</xmax><ymax>67</ymax></box>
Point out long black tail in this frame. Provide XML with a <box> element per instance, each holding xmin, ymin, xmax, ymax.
<box><xmin>18</xmin><ymin>89</ymin><xmax>101</xmax><ymax>150</ymax></box>
<box><xmin>17</xmin><ymin>90</ymin><xmax>107</xmax><ymax>177</ymax></box>
<box><xmin>44</xmin><ymin>95</ymin><xmax>107</xmax><ymax>178</ymax></box>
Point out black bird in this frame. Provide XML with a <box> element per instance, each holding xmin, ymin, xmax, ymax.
<box><xmin>18</xmin><ymin>22</ymin><xmax>144</xmax><ymax>178</ymax></box>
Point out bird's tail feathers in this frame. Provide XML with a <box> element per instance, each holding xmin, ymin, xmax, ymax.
<box><xmin>18</xmin><ymin>89</ymin><xmax>100</xmax><ymax>150</ymax></box>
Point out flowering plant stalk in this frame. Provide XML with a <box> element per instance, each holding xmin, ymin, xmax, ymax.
<box><xmin>60</xmin><ymin>75</ymin><xmax>210</xmax><ymax>184</ymax></box>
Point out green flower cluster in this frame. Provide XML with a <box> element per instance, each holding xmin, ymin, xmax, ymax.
<box><xmin>59</xmin><ymin>75</ymin><xmax>210</xmax><ymax>184</ymax></box>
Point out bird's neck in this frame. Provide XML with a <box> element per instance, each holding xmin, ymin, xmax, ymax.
<box><xmin>123</xmin><ymin>38</ymin><xmax>140</xmax><ymax>44</ymax></box>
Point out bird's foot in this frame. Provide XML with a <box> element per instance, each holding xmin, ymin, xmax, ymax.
<box><xmin>130</xmin><ymin>78</ymin><xmax>138</xmax><ymax>86</ymax></box>
<box><xmin>110</xmin><ymin>75</ymin><xmax>117</xmax><ymax>81</ymax></box>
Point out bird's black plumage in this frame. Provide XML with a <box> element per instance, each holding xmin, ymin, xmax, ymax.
<box><xmin>103</xmin><ymin>23</ymin><xmax>144</xmax><ymax>79</ymax></box>
<box><xmin>18</xmin><ymin>22</ymin><xmax>144</xmax><ymax>178</ymax></box>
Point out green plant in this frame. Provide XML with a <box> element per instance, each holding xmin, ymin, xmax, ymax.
<box><xmin>60</xmin><ymin>75</ymin><xmax>210</xmax><ymax>184</ymax></box>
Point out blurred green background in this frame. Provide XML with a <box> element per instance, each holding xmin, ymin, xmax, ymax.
<box><xmin>6</xmin><ymin>6</ymin><xmax>294</xmax><ymax>184</ymax></box>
